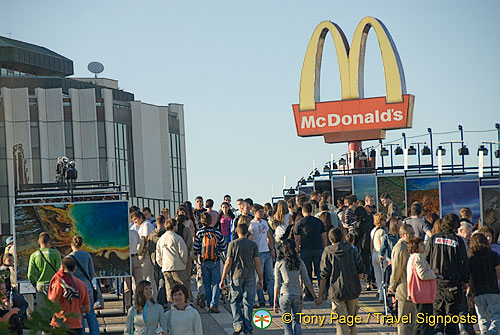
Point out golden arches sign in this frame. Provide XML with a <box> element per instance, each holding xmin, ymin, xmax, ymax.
<box><xmin>293</xmin><ymin>17</ymin><xmax>414</xmax><ymax>143</ymax></box>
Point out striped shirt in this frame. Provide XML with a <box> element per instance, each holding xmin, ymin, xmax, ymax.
<box><xmin>193</xmin><ymin>227</ymin><xmax>226</xmax><ymax>260</ymax></box>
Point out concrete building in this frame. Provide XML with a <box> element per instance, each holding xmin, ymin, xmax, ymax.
<box><xmin>0</xmin><ymin>36</ymin><xmax>187</xmax><ymax>235</ymax></box>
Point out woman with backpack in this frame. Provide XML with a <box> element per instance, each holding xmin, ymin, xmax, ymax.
<box><xmin>69</xmin><ymin>236</ymin><xmax>100</xmax><ymax>335</ymax></box>
<box><xmin>407</xmin><ymin>237</ymin><xmax>436</xmax><ymax>335</ymax></box>
<box><xmin>273</xmin><ymin>239</ymin><xmax>316</xmax><ymax>335</ymax></box>
<box><xmin>379</xmin><ymin>218</ymin><xmax>400</xmax><ymax>264</ymax></box>
<box><xmin>124</xmin><ymin>280</ymin><xmax>167</xmax><ymax>335</ymax></box>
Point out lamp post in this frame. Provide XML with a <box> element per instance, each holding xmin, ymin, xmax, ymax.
<box><xmin>411</xmin><ymin>142</ymin><xmax>426</xmax><ymax>173</ymax></box>
<box><xmin>428</xmin><ymin>128</ymin><xmax>434</xmax><ymax>168</ymax></box>
<box><xmin>440</xmin><ymin>141</ymin><xmax>464</xmax><ymax>175</ymax></box>
<box><xmin>384</xmin><ymin>143</ymin><xmax>401</xmax><ymax>173</ymax></box>
<box><xmin>458</xmin><ymin>125</ymin><xmax>465</xmax><ymax>172</ymax></box>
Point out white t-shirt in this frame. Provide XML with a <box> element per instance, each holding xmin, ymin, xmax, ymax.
<box><xmin>129</xmin><ymin>229</ymin><xmax>140</xmax><ymax>254</ymax></box>
<box><xmin>274</xmin><ymin>214</ymin><xmax>290</xmax><ymax>241</ymax></box>
<box><xmin>249</xmin><ymin>219</ymin><xmax>270</xmax><ymax>252</ymax></box>
<box><xmin>138</xmin><ymin>220</ymin><xmax>154</xmax><ymax>238</ymax></box>
<box><xmin>371</xmin><ymin>227</ymin><xmax>386</xmax><ymax>253</ymax></box>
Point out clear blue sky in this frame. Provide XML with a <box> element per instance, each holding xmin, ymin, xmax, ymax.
<box><xmin>3</xmin><ymin>0</ymin><xmax>499</xmax><ymax>206</ymax></box>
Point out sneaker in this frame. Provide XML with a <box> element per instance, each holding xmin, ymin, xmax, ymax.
<box><xmin>197</xmin><ymin>293</ymin><xmax>206</xmax><ymax>309</ymax></box>
<box><xmin>259</xmin><ymin>302</ymin><xmax>266</xmax><ymax>308</ymax></box>
<box><xmin>233</xmin><ymin>325</ymin><xmax>243</xmax><ymax>334</ymax></box>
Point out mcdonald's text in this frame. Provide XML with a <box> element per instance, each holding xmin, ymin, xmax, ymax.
<box><xmin>293</xmin><ymin>95</ymin><xmax>413</xmax><ymax>137</ymax></box>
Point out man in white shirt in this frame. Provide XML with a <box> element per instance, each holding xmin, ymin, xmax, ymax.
<box><xmin>124</xmin><ymin>227</ymin><xmax>142</xmax><ymax>309</ymax></box>
<box><xmin>131</xmin><ymin>211</ymin><xmax>157</xmax><ymax>298</ymax></box>
<box><xmin>249</xmin><ymin>204</ymin><xmax>275</xmax><ymax>307</ymax></box>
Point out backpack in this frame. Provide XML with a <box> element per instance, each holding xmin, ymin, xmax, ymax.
<box><xmin>201</xmin><ymin>231</ymin><xmax>219</xmax><ymax>261</ymax></box>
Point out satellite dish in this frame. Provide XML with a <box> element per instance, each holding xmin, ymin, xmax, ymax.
<box><xmin>87</xmin><ymin>62</ymin><xmax>104</xmax><ymax>78</ymax></box>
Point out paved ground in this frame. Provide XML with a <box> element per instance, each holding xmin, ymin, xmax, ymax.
<box><xmin>193</xmin><ymin>281</ymin><xmax>398</xmax><ymax>335</ymax></box>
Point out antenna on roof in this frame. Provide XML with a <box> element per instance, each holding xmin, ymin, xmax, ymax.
<box><xmin>87</xmin><ymin>61</ymin><xmax>104</xmax><ymax>78</ymax></box>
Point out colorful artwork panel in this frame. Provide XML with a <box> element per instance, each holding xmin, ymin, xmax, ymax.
<box><xmin>15</xmin><ymin>201</ymin><xmax>130</xmax><ymax>281</ymax></box>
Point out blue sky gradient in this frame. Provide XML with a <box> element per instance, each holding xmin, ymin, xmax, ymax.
<box><xmin>2</xmin><ymin>1</ymin><xmax>499</xmax><ymax>205</ymax></box>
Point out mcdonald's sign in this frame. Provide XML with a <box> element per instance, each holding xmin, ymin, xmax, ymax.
<box><xmin>292</xmin><ymin>17</ymin><xmax>415</xmax><ymax>143</ymax></box>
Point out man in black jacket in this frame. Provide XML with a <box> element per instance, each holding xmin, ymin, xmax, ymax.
<box><xmin>424</xmin><ymin>213</ymin><xmax>469</xmax><ymax>335</ymax></box>
<box><xmin>316</xmin><ymin>228</ymin><xmax>364</xmax><ymax>335</ymax></box>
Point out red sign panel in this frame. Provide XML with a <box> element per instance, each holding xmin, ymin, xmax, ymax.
<box><xmin>292</xmin><ymin>95</ymin><xmax>414</xmax><ymax>139</ymax></box>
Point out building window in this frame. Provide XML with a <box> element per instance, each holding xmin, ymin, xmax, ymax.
<box><xmin>97</xmin><ymin>120</ymin><xmax>107</xmax><ymax>180</ymax></box>
<box><xmin>115</xmin><ymin>123</ymin><xmax>133</xmax><ymax>194</ymax></box>
<box><xmin>170</xmin><ymin>133</ymin><xmax>184</xmax><ymax>209</ymax></box>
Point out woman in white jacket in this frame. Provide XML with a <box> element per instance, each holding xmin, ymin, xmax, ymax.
<box><xmin>407</xmin><ymin>237</ymin><xmax>437</xmax><ymax>335</ymax></box>
<box><xmin>165</xmin><ymin>284</ymin><xmax>202</xmax><ymax>335</ymax></box>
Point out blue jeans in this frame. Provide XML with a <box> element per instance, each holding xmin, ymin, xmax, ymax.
<box><xmin>279</xmin><ymin>294</ymin><xmax>303</xmax><ymax>335</ymax></box>
<box><xmin>256</xmin><ymin>251</ymin><xmax>274</xmax><ymax>305</ymax></box>
<box><xmin>300</xmin><ymin>249</ymin><xmax>322</xmax><ymax>296</ymax></box>
<box><xmin>230</xmin><ymin>277</ymin><xmax>255</xmax><ymax>333</ymax></box>
<box><xmin>201</xmin><ymin>260</ymin><xmax>221</xmax><ymax>308</ymax></box>
<box><xmin>81</xmin><ymin>281</ymin><xmax>100</xmax><ymax>335</ymax></box>
<box><xmin>475</xmin><ymin>293</ymin><xmax>500</xmax><ymax>335</ymax></box>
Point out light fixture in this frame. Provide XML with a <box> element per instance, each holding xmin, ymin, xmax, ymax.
<box><xmin>436</xmin><ymin>146</ymin><xmax>446</xmax><ymax>156</ymax></box>
<box><xmin>307</xmin><ymin>175</ymin><xmax>313</xmax><ymax>182</ymax></box>
<box><xmin>358</xmin><ymin>151</ymin><xmax>367</xmax><ymax>161</ymax></box>
<box><xmin>314</xmin><ymin>169</ymin><xmax>321</xmax><ymax>177</ymax></box>
<box><xmin>458</xmin><ymin>145</ymin><xmax>469</xmax><ymax>156</ymax></box>
<box><xmin>300</xmin><ymin>178</ymin><xmax>307</xmax><ymax>186</ymax></box>
<box><xmin>477</xmin><ymin>145</ymin><xmax>488</xmax><ymax>156</ymax></box>
<box><xmin>288</xmin><ymin>188</ymin><xmax>295</xmax><ymax>195</ymax></box>
<box><xmin>380</xmin><ymin>147</ymin><xmax>389</xmax><ymax>156</ymax></box>
<box><xmin>407</xmin><ymin>146</ymin><xmax>417</xmax><ymax>155</ymax></box>
<box><xmin>495</xmin><ymin>149</ymin><xmax>500</xmax><ymax>158</ymax></box>
<box><xmin>421</xmin><ymin>146</ymin><xmax>431</xmax><ymax>155</ymax></box>
<box><xmin>323</xmin><ymin>164</ymin><xmax>330</xmax><ymax>172</ymax></box>
<box><xmin>339</xmin><ymin>158</ymin><xmax>346</xmax><ymax>166</ymax></box>
<box><xmin>395</xmin><ymin>146</ymin><xmax>404</xmax><ymax>155</ymax></box>
<box><xmin>370</xmin><ymin>149</ymin><xmax>376</xmax><ymax>158</ymax></box>
<box><xmin>331</xmin><ymin>161</ymin><xmax>338</xmax><ymax>170</ymax></box>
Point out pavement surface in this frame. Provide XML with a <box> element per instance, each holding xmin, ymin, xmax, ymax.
<box><xmin>192</xmin><ymin>280</ymin><xmax>398</xmax><ymax>335</ymax></box>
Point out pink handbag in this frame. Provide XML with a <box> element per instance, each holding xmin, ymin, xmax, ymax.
<box><xmin>408</xmin><ymin>256</ymin><xmax>437</xmax><ymax>304</ymax></box>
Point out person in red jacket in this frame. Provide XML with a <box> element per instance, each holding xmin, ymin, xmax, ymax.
<box><xmin>48</xmin><ymin>256</ymin><xmax>90</xmax><ymax>335</ymax></box>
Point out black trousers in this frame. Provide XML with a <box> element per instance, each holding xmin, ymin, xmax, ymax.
<box><xmin>433</xmin><ymin>282</ymin><xmax>462</xmax><ymax>335</ymax></box>
<box><xmin>415</xmin><ymin>303</ymin><xmax>434</xmax><ymax>335</ymax></box>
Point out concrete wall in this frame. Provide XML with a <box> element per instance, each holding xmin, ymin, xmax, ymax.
<box><xmin>36</xmin><ymin>88</ymin><xmax>65</xmax><ymax>183</ymax></box>
<box><xmin>130</xmin><ymin>101</ymin><xmax>172</xmax><ymax>200</ymax></box>
<box><xmin>69</xmin><ymin>88</ymin><xmax>100</xmax><ymax>181</ymax></box>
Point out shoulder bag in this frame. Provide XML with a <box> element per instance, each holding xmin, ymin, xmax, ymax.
<box><xmin>408</xmin><ymin>255</ymin><xmax>437</xmax><ymax>304</ymax></box>
<box><xmin>39</xmin><ymin>250</ymin><xmax>57</xmax><ymax>273</ymax></box>
<box><xmin>69</xmin><ymin>255</ymin><xmax>98</xmax><ymax>302</ymax></box>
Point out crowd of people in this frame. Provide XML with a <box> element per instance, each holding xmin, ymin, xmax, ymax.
<box><xmin>3</xmin><ymin>191</ymin><xmax>500</xmax><ymax>335</ymax></box>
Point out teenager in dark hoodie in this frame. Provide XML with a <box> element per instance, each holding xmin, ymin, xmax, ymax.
<box><xmin>316</xmin><ymin>228</ymin><xmax>364</xmax><ymax>335</ymax></box>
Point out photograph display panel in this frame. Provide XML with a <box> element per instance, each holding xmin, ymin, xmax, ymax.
<box><xmin>15</xmin><ymin>201</ymin><xmax>131</xmax><ymax>281</ymax></box>
<box><xmin>377</xmin><ymin>175</ymin><xmax>406</xmax><ymax>216</ymax></box>
<box><xmin>332</xmin><ymin>176</ymin><xmax>353</xmax><ymax>205</ymax></box>
<box><xmin>406</xmin><ymin>176</ymin><xmax>440</xmax><ymax>216</ymax></box>
<box><xmin>440</xmin><ymin>180</ymin><xmax>480</xmax><ymax>221</ymax></box>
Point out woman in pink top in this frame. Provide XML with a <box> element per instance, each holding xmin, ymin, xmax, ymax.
<box><xmin>215</xmin><ymin>202</ymin><xmax>234</xmax><ymax>249</ymax></box>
